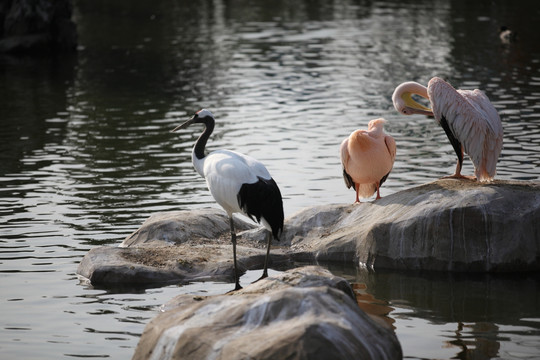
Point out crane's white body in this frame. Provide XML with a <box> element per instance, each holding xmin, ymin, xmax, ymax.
<box><xmin>193</xmin><ymin>149</ymin><xmax>272</xmax><ymax>217</ymax></box>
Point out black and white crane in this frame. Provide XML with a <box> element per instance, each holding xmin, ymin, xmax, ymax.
<box><xmin>172</xmin><ymin>109</ymin><xmax>284</xmax><ymax>290</ymax></box>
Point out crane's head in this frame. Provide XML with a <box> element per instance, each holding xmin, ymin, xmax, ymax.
<box><xmin>171</xmin><ymin>109</ymin><xmax>215</xmax><ymax>132</ymax></box>
<box><xmin>392</xmin><ymin>81</ymin><xmax>433</xmax><ymax>116</ymax></box>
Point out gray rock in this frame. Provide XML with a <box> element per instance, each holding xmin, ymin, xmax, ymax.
<box><xmin>77</xmin><ymin>179</ymin><xmax>540</xmax><ymax>288</ymax></box>
<box><xmin>285</xmin><ymin>179</ymin><xmax>540</xmax><ymax>271</ymax></box>
<box><xmin>121</xmin><ymin>208</ymin><xmax>256</xmax><ymax>247</ymax></box>
<box><xmin>132</xmin><ymin>266</ymin><xmax>402</xmax><ymax>360</ymax></box>
<box><xmin>78</xmin><ymin>209</ymin><xmax>291</xmax><ymax>287</ymax></box>
<box><xmin>78</xmin><ymin>245</ymin><xmax>239</xmax><ymax>288</ymax></box>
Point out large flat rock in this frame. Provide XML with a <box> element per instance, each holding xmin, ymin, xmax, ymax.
<box><xmin>286</xmin><ymin>179</ymin><xmax>540</xmax><ymax>271</ymax></box>
<box><xmin>132</xmin><ymin>266</ymin><xmax>402</xmax><ymax>360</ymax></box>
<box><xmin>77</xmin><ymin>179</ymin><xmax>540</xmax><ymax>288</ymax></box>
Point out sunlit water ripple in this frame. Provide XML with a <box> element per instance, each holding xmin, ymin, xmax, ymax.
<box><xmin>1</xmin><ymin>0</ymin><xmax>539</xmax><ymax>359</ymax></box>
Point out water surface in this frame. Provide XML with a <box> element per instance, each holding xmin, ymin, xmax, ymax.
<box><xmin>1</xmin><ymin>0</ymin><xmax>539</xmax><ymax>359</ymax></box>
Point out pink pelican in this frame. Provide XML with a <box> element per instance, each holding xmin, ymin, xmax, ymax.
<box><xmin>392</xmin><ymin>77</ymin><xmax>503</xmax><ymax>181</ymax></box>
<box><xmin>340</xmin><ymin>118</ymin><xmax>397</xmax><ymax>202</ymax></box>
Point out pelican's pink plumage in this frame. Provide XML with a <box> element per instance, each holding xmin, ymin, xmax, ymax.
<box><xmin>392</xmin><ymin>77</ymin><xmax>503</xmax><ymax>181</ymax></box>
<box><xmin>340</xmin><ymin>118</ymin><xmax>397</xmax><ymax>202</ymax></box>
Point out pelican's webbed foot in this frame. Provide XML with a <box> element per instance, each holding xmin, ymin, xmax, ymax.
<box><xmin>441</xmin><ymin>174</ymin><xmax>476</xmax><ymax>181</ymax></box>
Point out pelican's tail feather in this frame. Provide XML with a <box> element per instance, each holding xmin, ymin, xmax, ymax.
<box><xmin>475</xmin><ymin>166</ymin><xmax>494</xmax><ymax>182</ymax></box>
<box><xmin>357</xmin><ymin>183</ymin><xmax>377</xmax><ymax>199</ymax></box>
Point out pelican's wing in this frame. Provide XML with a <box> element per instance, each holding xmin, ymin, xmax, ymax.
<box><xmin>428</xmin><ymin>78</ymin><xmax>503</xmax><ymax>180</ymax></box>
<box><xmin>384</xmin><ymin>135</ymin><xmax>397</xmax><ymax>164</ymax></box>
<box><xmin>459</xmin><ymin>89</ymin><xmax>504</xmax><ymax>179</ymax></box>
<box><xmin>340</xmin><ymin>137</ymin><xmax>354</xmax><ymax>189</ymax></box>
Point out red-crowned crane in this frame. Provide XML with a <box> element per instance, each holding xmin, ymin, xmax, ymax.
<box><xmin>340</xmin><ymin>118</ymin><xmax>396</xmax><ymax>203</ymax></box>
<box><xmin>171</xmin><ymin>109</ymin><xmax>284</xmax><ymax>291</ymax></box>
<box><xmin>392</xmin><ymin>77</ymin><xmax>503</xmax><ymax>181</ymax></box>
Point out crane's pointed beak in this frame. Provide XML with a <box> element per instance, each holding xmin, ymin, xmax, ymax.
<box><xmin>171</xmin><ymin>116</ymin><xmax>196</xmax><ymax>132</ymax></box>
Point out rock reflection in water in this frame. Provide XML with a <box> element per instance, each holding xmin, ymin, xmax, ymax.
<box><xmin>347</xmin><ymin>268</ymin><xmax>540</xmax><ymax>360</ymax></box>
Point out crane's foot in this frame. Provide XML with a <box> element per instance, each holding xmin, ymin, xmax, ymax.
<box><xmin>226</xmin><ymin>283</ymin><xmax>243</xmax><ymax>294</ymax></box>
<box><xmin>252</xmin><ymin>271</ymin><xmax>268</xmax><ymax>284</ymax></box>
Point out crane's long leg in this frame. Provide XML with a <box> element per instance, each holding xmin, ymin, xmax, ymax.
<box><xmin>254</xmin><ymin>231</ymin><xmax>272</xmax><ymax>283</ymax></box>
<box><xmin>229</xmin><ymin>217</ymin><xmax>242</xmax><ymax>291</ymax></box>
<box><xmin>262</xmin><ymin>232</ymin><xmax>271</xmax><ymax>279</ymax></box>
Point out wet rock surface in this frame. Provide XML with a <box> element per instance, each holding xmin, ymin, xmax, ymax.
<box><xmin>132</xmin><ymin>266</ymin><xmax>402</xmax><ymax>360</ymax></box>
<box><xmin>77</xmin><ymin>179</ymin><xmax>540</xmax><ymax>288</ymax></box>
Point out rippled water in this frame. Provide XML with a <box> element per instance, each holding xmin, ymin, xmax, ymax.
<box><xmin>1</xmin><ymin>0</ymin><xmax>539</xmax><ymax>359</ymax></box>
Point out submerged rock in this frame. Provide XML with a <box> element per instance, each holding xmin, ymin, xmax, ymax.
<box><xmin>77</xmin><ymin>179</ymin><xmax>540</xmax><ymax>288</ymax></box>
<box><xmin>132</xmin><ymin>266</ymin><xmax>402</xmax><ymax>360</ymax></box>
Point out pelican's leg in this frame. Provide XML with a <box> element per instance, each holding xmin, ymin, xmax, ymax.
<box><xmin>439</xmin><ymin>116</ymin><xmax>473</xmax><ymax>180</ymax></box>
<box><xmin>229</xmin><ymin>217</ymin><xmax>242</xmax><ymax>291</ymax></box>
<box><xmin>354</xmin><ymin>183</ymin><xmax>360</xmax><ymax>203</ymax></box>
<box><xmin>444</xmin><ymin>146</ymin><xmax>475</xmax><ymax>180</ymax></box>
<box><xmin>453</xmin><ymin>146</ymin><xmax>464</xmax><ymax>177</ymax></box>
<box><xmin>375</xmin><ymin>183</ymin><xmax>382</xmax><ymax>200</ymax></box>
<box><xmin>377</xmin><ymin>173</ymin><xmax>389</xmax><ymax>200</ymax></box>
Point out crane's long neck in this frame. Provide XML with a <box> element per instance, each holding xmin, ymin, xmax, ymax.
<box><xmin>192</xmin><ymin>117</ymin><xmax>214</xmax><ymax>177</ymax></box>
<box><xmin>193</xmin><ymin>118</ymin><xmax>214</xmax><ymax>160</ymax></box>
